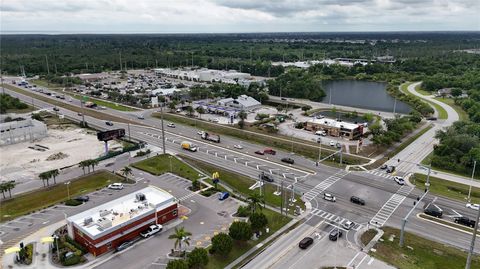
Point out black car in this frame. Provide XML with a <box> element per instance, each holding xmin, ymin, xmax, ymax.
<box><xmin>281</xmin><ymin>157</ymin><xmax>295</xmax><ymax>164</ymax></box>
<box><xmin>380</xmin><ymin>164</ymin><xmax>388</xmax><ymax>170</ymax></box>
<box><xmin>424</xmin><ymin>205</ymin><xmax>442</xmax><ymax>218</ymax></box>
<box><xmin>454</xmin><ymin>216</ymin><xmax>476</xmax><ymax>228</ymax></box>
<box><xmin>350</xmin><ymin>196</ymin><xmax>365</xmax><ymax>206</ymax></box>
<box><xmin>298</xmin><ymin>237</ymin><xmax>314</xmax><ymax>249</ymax></box>
<box><xmin>74</xmin><ymin>196</ymin><xmax>90</xmax><ymax>202</ymax></box>
<box><xmin>427</xmin><ymin>117</ymin><xmax>437</xmax><ymax>121</ymax></box>
<box><xmin>329</xmin><ymin>229</ymin><xmax>343</xmax><ymax>241</ymax></box>
<box><xmin>260</xmin><ymin>173</ymin><xmax>274</xmax><ymax>182</ymax></box>
<box><xmin>105</xmin><ymin>121</ymin><xmax>114</xmax><ymax>126</ymax></box>
<box><xmin>386</xmin><ymin>166</ymin><xmax>396</xmax><ymax>173</ymax></box>
<box><xmin>53</xmin><ymin>107</ymin><xmax>60</xmax><ymax>112</ymax></box>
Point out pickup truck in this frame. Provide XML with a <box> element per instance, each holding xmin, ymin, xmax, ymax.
<box><xmin>201</xmin><ymin>132</ymin><xmax>221</xmax><ymax>143</ymax></box>
<box><xmin>140</xmin><ymin>224</ymin><xmax>163</xmax><ymax>238</ymax></box>
<box><xmin>454</xmin><ymin>216</ymin><xmax>476</xmax><ymax>228</ymax></box>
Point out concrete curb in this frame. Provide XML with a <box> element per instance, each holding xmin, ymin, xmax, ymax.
<box><xmin>362</xmin><ymin>228</ymin><xmax>384</xmax><ymax>253</ymax></box>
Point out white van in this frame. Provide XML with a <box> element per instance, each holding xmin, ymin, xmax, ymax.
<box><xmin>315</xmin><ymin>130</ymin><xmax>327</xmax><ymax>136</ymax></box>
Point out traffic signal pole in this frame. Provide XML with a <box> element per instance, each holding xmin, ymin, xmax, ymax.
<box><xmin>399</xmin><ymin>190</ymin><xmax>429</xmax><ymax>247</ymax></box>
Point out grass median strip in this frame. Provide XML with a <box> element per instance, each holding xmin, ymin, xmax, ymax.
<box><xmin>132</xmin><ymin>154</ymin><xmax>202</xmax><ymax>181</ymax></box>
<box><xmin>181</xmin><ymin>155</ymin><xmax>305</xmax><ymax>211</ymax></box>
<box><xmin>418</xmin><ymin>214</ymin><xmax>480</xmax><ymax>236</ymax></box>
<box><xmin>369</xmin><ymin>227</ymin><xmax>479</xmax><ymax>269</ymax></box>
<box><xmin>411</xmin><ymin>173</ymin><xmax>480</xmax><ymax>203</ymax></box>
<box><xmin>2</xmin><ymin>83</ymin><xmax>144</xmax><ymax>126</ymax></box>
<box><xmin>154</xmin><ymin>112</ymin><xmax>369</xmax><ymax>166</ymax></box>
<box><xmin>0</xmin><ymin>171</ymin><xmax>127</xmax><ymax>222</ymax></box>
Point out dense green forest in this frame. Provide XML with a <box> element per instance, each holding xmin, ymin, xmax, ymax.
<box><xmin>433</xmin><ymin>121</ymin><xmax>480</xmax><ymax>173</ymax></box>
<box><xmin>0</xmin><ymin>93</ymin><xmax>28</xmax><ymax>114</ymax></box>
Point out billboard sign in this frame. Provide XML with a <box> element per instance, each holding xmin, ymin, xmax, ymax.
<box><xmin>97</xmin><ymin>129</ymin><xmax>125</xmax><ymax>141</ymax></box>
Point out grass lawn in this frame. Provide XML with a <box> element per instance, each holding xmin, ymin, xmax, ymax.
<box><xmin>30</xmin><ymin>79</ymin><xmax>64</xmax><ymax>89</ymax></box>
<box><xmin>2</xmin><ymin>83</ymin><xmax>144</xmax><ymax>126</ymax></box>
<box><xmin>434</xmin><ymin>97</ymin><xmax>469</xmax><ymax>121</ymax></box>
<box><xmin>370</xmin><ymin>227</ymin><xmax>479</xmax><ymax>269</ymax></box>
<box><xmin>414</xmin><ymin>83</ymin><xmax>432</xmax><ymax>96</ymax></box>
<box><xmin>182</xmin><ymin>155</ymin><xmax>305</xmax><ymax>211</ymax></box>
<box><xmin>4</xmin><ymin>104</ymin><xmax>35</xmax><ymax>114</ymax></box>
<box><xmin>411</xmin><ymin>173</ymin><xmax>480</xmax><ymax>204</ymax></box>
<box><xmin>0</xmin><ymin>171</ymin><xmax>126</xmax><ymax>222</ymax></box>
<box><xmin>132</xmin><ymin>154</ymin><xmax>203</xmax><ymax>181</ymax></box>
<box><xmin>206</xmin><ymin>207</ymin><xmax>291</xmax><ymax>269</ymax></box>
<box><xmin>154</xmin><ymin>112</ymin><xmax>369</xmax><ymax>166</ymax></box>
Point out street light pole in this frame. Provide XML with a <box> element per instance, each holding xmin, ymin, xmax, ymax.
<box><xmin>467</xmin><ymin>160</ymin><xmax>477</xmax><ymax>202</ymax></box>
<box><xmin>400</xmin><ymin>190</ymin><xmax>429</xmax><ymax>247</ymax></box>
<box><xmin>465</xmin><ymin>199</ymin><xmax>480</xmax><ymax>269</ymax></box>
<box><xmin>160</xmin><ymin>102</ymin><xmax>166</xmax><ymax>154</ymax></box>
<box><xmin>80</xmin><ymin>99</ymin><xmax>86</xmax><ymax>127</ymax></box>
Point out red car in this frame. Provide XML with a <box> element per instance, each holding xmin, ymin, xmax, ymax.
<box><xmin>263</xmin><ymin>148</ymin><xmax>276</xmax><ymax>155</ymax></box>
<box><xmin>255</xmin><ymin>150</ymin><xmax>265</xmax><ymax>155</ymax></box>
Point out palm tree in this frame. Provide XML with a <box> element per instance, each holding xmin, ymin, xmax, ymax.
<box><xmin>121</xmin><ymin>166</ymin><xmax>133</xmax><ymax>181</ymax></box>
<box><xmin>4</xmin><ymin>181</ymin><xmax>16</xmax><ymax>198</ymax></box>
<box><xmin>79</xmin><ymin>160</ymin><xmax>88</xmax><ymax>175</ymax></box>
<box><xmin>195</xmin><ymin>106</ymin><xmax>205</xmax><ymax>119</ymax></box>
<box><xmin>90</xmin><ymin>159</ymin><xmax>99</xmax><ymax>172</ymax></box>
<box><xmin>248</xmin><ymin>192</ymin><xmax>264</xmax><ymax>213</ymax></box>
<box><xmin>39</xmin><ymin>171</ymin><xmax>51</xmax><ymax>187</ymax></box>
<box><xmin>238</xmin><ymin>110</ymin><xmax>248</xmax><ymax>129</ymax></box>
<box><xmin>0</xmin><ymin>182</ymin><xmax>6</xmax><ymax>199</ymax></box>
<box><xmin>168</xmin><ymin>227</ymin><xmax>192</xmax><ymax>254</ymax></box>
<box><xmin>186</xmin><ymin>106</ymin><xmax>194</xmax><ymax>117</ymax></box>
<box><xmin>50</xmin><ymin>169</ymin><xmax>59</xmax><ymax>185</ymax></box>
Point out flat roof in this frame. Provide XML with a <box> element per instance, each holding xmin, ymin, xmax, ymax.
<box><xmin>67</xmin><ymin>186</ymin><xmax>176</xmax><ymax>239</ymax></box>
<box><xmin>308</xmin><ymin>118</ymin><xmax>360</xmax><ymax>130</ymax></box>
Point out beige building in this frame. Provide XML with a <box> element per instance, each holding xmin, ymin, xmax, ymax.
<box><xmin>305</xmin><ymin>118</ymin><xmax>364</xmax><ymax>140</ymax></box>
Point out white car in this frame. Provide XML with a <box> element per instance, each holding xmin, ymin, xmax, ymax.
<box><xmin>167</xmin><ymin>123</ymin><xmax>176</xmax><ymax>128</ymax></box>
<box><xmin>108</xmin><ymin>183</ymin><xmax>124</xmax><ymax>190</ymax></box>
<box><xmin>197</xmin><ymin>131</ymin><xmax>205</xmax><ymax>136</ymax></box>
<box><xmin>212</xmin><ymin>118</ymin><xmax>220</xmax><ymax>123</ymax></box>
<box><xmin>234</xmin><ymin>144</ymin><xmax>243</xmax><ymax>149</ymax></box>
<box><xmin>329</xmin><ymin>141</ymin><xmax>336</xmax><ymax>147</ymax></box>
<box><xmin>140</xmin><ymin>224</ymin><xmax>163</xmax><ymax>238</ymax></box>
<box><xmin>342</xmin><ymin>221</ymin><xmax>355</xmax><ymax>230</ymax></box>
<box><xmin>393</xmin><ymin>176</ymin><xmax>405</xmax><ymax>185</ymax></box>
<box><xmin>466</xmin><ymin>203</ymin><xmax>480</xmax><ymax>211</ymax></box>
<box><xmin>315</xmin><ymin>130</ymin><xmax>327</xmax><ymax>136</ymax></box>
<box><xmin>323</xmin><ymin>193</ymin><xmax>336</xmax><ymax>202</ymax></box>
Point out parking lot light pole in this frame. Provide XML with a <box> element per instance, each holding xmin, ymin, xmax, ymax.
<box><xmin>467</xmin><ymin>160</ymin><xmax>476</xmax><ymax>202</ymax></box>
<box><xmin>64</xmin><ymin>181</ymin><xmax>71</xmax><ymax>200</ymax></box>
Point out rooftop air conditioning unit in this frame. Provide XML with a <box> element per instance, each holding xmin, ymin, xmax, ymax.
<box><xmin>136</xmin><ymin>193</ymin><xmax>146</xmax><ymax>202</ymax></box>
<box><xmin>84</xmin><ymin>217</ymin><xmax>93</xmax><ymax>225</ymax></box>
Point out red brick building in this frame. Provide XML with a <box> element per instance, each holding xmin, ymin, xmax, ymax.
<box><xmin>67</xmin><ymin>186</ymin><xmax>178</xmax><ymax>256</ymax></box>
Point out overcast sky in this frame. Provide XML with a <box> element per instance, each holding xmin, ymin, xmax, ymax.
<box><xmin>1</xmin><ymin>0</ymin><xmax>479</xmax><ymax>33</ymax></box>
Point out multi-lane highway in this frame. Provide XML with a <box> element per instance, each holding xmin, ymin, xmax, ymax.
<box><xmin>1</xmin><ymin>81</ymin><xmax>479</xmax><ymax>269</ymax></box>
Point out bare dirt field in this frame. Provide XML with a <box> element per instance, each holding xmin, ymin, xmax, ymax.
<box><xmin>0</xmin><ymin>126</ymin><xmax>120</xmax><ymax>184</ymax></box>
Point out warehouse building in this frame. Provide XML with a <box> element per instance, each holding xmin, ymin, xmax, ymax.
<box><xmin>305</xmin><ymin>118</ymin><xmax>363</xmax><ymax>140</ymax></box>
<box><xmin>66</xmin><ymin>186</ymin><xmax>178</xmax><ymax>256</ymax></box>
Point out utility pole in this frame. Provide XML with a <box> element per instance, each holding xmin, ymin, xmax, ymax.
<box><xmin>119</xmin><ymin>52</ymin><xmax>122</xmax><ymax>71</ymax></box>
<box><xmin>317</xmin><ymin>138</ymin><xmax>322</xmax><ymax>166</ymax></box>
<box><xmin>160</xmin><ymin>102</ymin><xmax>166</xmax><ymax>154</ymax></box>
<box><xmin>45</xmin><ymin>55</ymin><xmax>50</xmax><ymax>74</ymax></box>
<box><xmin>80</xmin><ymin>98</ymin><xmax>86</xmax><ymax>127</ymax></box>
<box><xmin>393</xmin><ymin>98</ymin><xmax>397</xmax><ymax>114</ymax></box>
<box><xmin>467</xmin><ymin>160</ymin><xmax>477</xmax><ymax>202</ymax></box>
<box><xmin>465</xmin><ymin>199</ymin><xmax>480</xmax><ymax>269</ymax></box>
<box><xmin>280</xmin><ymin>180</ymin><xmax>284</xmax><ymax>216</ymax></box>
<box><xmin>127</xmin><ymin>123</ymin><xmax>131</xmax><ymax>141</ymax></box>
